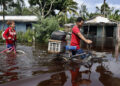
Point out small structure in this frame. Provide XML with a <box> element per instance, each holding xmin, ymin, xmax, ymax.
<box><xmin>0</xmin><ymin>15</ymin><xmax>38</xmax><ymax>32</ymax></box>
<box><xmin>48</xmin><ymin>39</ymin><xmax>66</xmax><ymax>53</ymax></box>
<box><xmin>83</xmin><ymin>16</ymin><xmax>117</xmax><ymax>38</ymax></box>
<box><xmin>64</xmin><ymin>23</ymin><xmax>74</xmax><ymax>32</ymax></box>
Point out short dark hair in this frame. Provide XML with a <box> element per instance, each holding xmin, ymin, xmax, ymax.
<box><xmin>76</xmin><ymin>17</ymin><xmax>84</xmax><ymax>22</ymax></box>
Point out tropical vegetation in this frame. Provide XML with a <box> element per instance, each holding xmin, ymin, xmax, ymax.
<box><xmin>0</xmin><ymin>0</ymin><xmax>119</xmax><ymax>42</ymax></box>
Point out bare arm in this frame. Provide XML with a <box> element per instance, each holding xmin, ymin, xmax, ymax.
<box><xmin>77</xmin><ymin>32</ymin><xmax>92</xmax><ymax>44</ymax></box>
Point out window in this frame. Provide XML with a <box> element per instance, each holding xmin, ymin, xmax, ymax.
<box><xmin>105</xmin><ymin>26</ymin><xmax>114</xmax><ymax>37</ymax></box>
<box><xmin>26</xmin><ymin>23</ymin><xmax>32</xmax><ymax>30</ymax></box>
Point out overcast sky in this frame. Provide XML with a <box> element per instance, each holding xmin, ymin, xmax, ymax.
<box><xmin>24</xmin><ymin>0</ymin><xmax>120</xmax><ymax>13</ymax></box>
<box><xmin>73</xmin><ymin>0</ymin><xmax>120</xmax><ymax>13</ymax></box>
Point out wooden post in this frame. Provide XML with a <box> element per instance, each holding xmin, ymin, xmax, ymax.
<box><xmin>116</xmin><ymin>23</ymin><xmax>120</xmax><ymax>42</ymax></box>
<box><xmin>103</xmin><ymin>0</ymin><xmax>106</xmax><ymax>17</ymax></box>
<box><xmin>87</xmin><ymin>25</ymin><xmax>90</xmax><ymax>37</ymax></box>
<box><xmin>115</xmin><ymin>42</ymin><xmax>120</xmax><ymax>61</ymax></box>
<box><xmin>102</xmin><ymin>25</ymin><xmax>105</xmax><ymax>37</ymax></box>
<box><xmin>87</xmin><ymin>25</ymin><xmax>90</xmax><ymax>49</ymax></box>
<box><xmin>101</xmin><ymin>25</ymin><xmax>105</xmax><ymax>50</ymax></box>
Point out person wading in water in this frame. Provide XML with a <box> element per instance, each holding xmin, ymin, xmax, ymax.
<box><xmin>3</xmin><ymin>21</ymin><xmax>16</xmax><ymax>51</ymax></box>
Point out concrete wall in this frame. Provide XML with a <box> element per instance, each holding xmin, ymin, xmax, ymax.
<box><xmin>83</xmin><ymin>25</ymin><xmax>117</xmax><ymax>38</ymax></box>
<box><xmin>0</xmin><ymin>22</ymin><xmax>32</xmax><ymax>32</ymax></box>
<box><xmin>113</xmin><ymin>26</ymin><xmax>117</xmax><ymax>38</ymax></box>
<box><xmin>116</xmin><ymin>24</ymin><xmax>120</xmax><ymax>41</ymax></box>
<box><xmin>15</xmin><ymin>22</ymin><xmax>26</xmax><ymax>32</ymax></box>
<box><xmin>97</xmin><ymin>26</ymin><xmax>103</xmax><ymax>37</ymax></box>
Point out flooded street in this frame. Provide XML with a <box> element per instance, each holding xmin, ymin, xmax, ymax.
<box><xmin>0</xmin><ymin>39</ymin><xmax>120</xmax><ymax>86</ymax></box>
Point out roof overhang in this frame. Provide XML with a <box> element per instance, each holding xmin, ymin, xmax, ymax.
<box><xmin>84</xmin><ymin>16</ymin><xmax>117</xmax><ymax>26</ymax></box>
<box><xmin>0</xmin><ymin>15</ymin><xmax>38</xmax><ymax>22</ymax></box>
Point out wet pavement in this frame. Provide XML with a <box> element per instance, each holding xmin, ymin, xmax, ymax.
<box><xmin>0</xmin><ymin>39</ymin><xmax>120</xmax><ymax>86</ymax></box>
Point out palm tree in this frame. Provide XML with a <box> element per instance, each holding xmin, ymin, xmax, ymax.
<box><xmin>57</xmin><ymin>0</ymin><xmax>78</xmax><ymax>24</ymax></box>
<box><xmin>79</xmin><ymin>4</ymin><xmax>89</xmax><ymax>20</ymax></box>
<box><xmin>95</xmin><ymin>2</ymin><xmax>111</xmax><ymax>17</ymax></box>
<box><xmin>101</xmin><ymin>3</ymin><xmax>110</xmax><ymax>17</ymax></box>
<box><xmin>8</xmin><ymin>0</ymin><xmax>25</xmax><ymax>15</ymax></box>
<box><xmin>28</xmin><ymin>0</ymin><xmax>55</xmax><ymax>19</ymax></box>
<box><xmin>109</xmin><ymin>9</ymin><xmax>120</xmax><ymax>21</ymax></box>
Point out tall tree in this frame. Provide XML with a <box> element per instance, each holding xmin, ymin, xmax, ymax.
<box><xmin>109</xmin><ymin>9</ymin><xmax>120</xmax><ymax>21</ymax></box>
<box><xmin>7</xmin><ymin>0</ymin><xmax>25</xmax><ymax>15</ymax></box>
<box><xmin>0</xmin><ymin>0</ymin><xmax>14</xmax><ymax>30</ymax></box>
<box><xmin>95</xmin><ymin>2</ymin><xmax>111</xmax><ymax>17</ymax></box>
<box><xmin>13</xmin><ymin>0</ymin><xmax>25</xmax><ymax>15</ymax></box>
<box><xmin>28</xmin><ymin>0</ymin><xmax>55</xmax><ymax>19</ymax></box>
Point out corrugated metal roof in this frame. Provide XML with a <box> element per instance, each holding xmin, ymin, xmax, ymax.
<box><xmin>0</xmin><ymin>15</ymin><xmax>38</xmax><ymax>22</ymax></box>
<box><xmin>85</xmin><ymin>16</ymin><xmax>116</xmax><ymax>24</ymax></box>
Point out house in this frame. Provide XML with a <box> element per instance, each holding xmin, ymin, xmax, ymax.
<box><xmin>64</xmin><ymin>23</ymin><xmax>75</xmax><ymax>32</ymax></box>
<box><xmin>83</xmin><ymin>16</ymin><xmax>117</xmax><ymax>38</ymax></box>
<box><xmin>82</xmin><ymin>16</ymin><xmax>118</xmax><ymax>50</ymax></box>
<box><xmin>64</xmin><ymin>16</ymin><xmax>119</xmax><ymax>50</ymax></box>
<box><xmin>0</xmin><ymin>15</ymin><xmax>38</xmax><ymax>32</ymax></box>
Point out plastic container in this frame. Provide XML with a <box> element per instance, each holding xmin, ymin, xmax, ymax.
<box><xmin>65</xmin><ymin>45</ymin><xmax>77</xmax><ymax>50</ymax></box>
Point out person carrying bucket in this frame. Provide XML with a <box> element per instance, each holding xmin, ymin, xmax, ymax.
<box><xmin>3</xmin><ymin>21</ymin><xmax>16</xmax><ymax>51</ymax></box>
<box><xmin>70</xmin><ymin>17</ymin><xmax>92</xmax><ymax>57</ymax></box>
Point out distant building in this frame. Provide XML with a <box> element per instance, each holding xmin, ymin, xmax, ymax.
<box><xmin>83</xmin><ymin>16</ymin><xmax>117</xmax><ymax>38</ymax></box>
<box><xmin>64</xmin><ymin>16</ymin><xmax>118</xmax><ymax>38</ymax></box>
<box><xmin>82</xmin><ymin>16</ymin><xmax>118</xmax><ymax>49</ymax></box>
<box><xmin>64</xmin><ymin>23</ymin><xmax>75</xmax><ymax>32</ymax></box>
<box><xmin>0</xmin><ymin>15</ymin><xmax>38</xmax><ymax>32</ymax></box>
<box><xmin>64</xmin><ymin>16</ymin><xmax>119</xmax><ymax>49</ymax></box>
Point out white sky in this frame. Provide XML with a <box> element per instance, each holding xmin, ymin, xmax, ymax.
<box><xmin>24</xmin><ymin>0</ymin><xmax>120</xmax><ymax>13</ymax></box>
<box><xmin>73</xmin><ymin>0</ymin><xmax>120</xmax><ymax>13</ymax></box>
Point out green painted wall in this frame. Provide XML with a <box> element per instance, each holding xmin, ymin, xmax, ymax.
<box><xmin>97</xmin><ymin>26</ymin><xmax>104</xmax><ymax>37</ymax></box>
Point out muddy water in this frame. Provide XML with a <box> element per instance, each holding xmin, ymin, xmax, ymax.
<box><xmin>0</xmin><ymin>40</ymin><xmax>120</xmax><ymax>86</ymax></box>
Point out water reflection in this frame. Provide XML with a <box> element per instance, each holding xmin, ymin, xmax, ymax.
<box><xmin>0</xmin><ymin>38</ymin><xmax>120</xmax><ymax>86</ymax></box>
<box><xmin>115</xmin><ymin>42</ymin><xmax>120</xmax><ymax>61</ymax></box>
<box><xmin>37</xmin><ymin>72</ymin><xmax>67</xmax><ymax>86</ymax></box>
<box><xmin>0</xmin><ymin>45</ymin><xmax>35</xmax><ymax>84</ymax></box>
<box><xmin>96</xmin><ymin>64</ymin><xmax>120</xmax><ymax>86</ymax></box>
<box><xmin>0</xmin><ymin>53</ymin><xmax>18</xmax><ymax>84</ymax></box>
<box><xmin>70</xmin><ymin>62</ymin><xmax>92</xmax><ymax>86</ymax></box>
<box><xmin>81</xmin><ymin>37</ymin><xmax>115</xmax><ymax>52</ymax></box>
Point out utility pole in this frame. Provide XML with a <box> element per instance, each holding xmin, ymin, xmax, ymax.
<box><xmin>104</xmin><ymin>0</ymin><xmax>106</xmax><ymax>17</ymax></box>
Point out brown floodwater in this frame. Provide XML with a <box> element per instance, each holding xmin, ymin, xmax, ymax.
<box><xmin>0</xmin><ymin>38</ymin><xmax>120</xmax><ymax>86</ymax></box>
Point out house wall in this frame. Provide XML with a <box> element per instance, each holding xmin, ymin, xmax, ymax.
<box><xmin>114</xmin><ymin>26</ymin><xmax>117</xmax><ymax>38</ymax></box>
<box><xmin>15</xmin><ymin>22</ymin><xmax>26</xmax><ymax>32</ymax></box>
<box><xmin>83</xmin><ymin>25</ymin><xmax>117</xmax><ymax>38</ymax></box>
<box><xmin>0</xmin><ymin>22</ymin><xmax>32</xmax><ymax>32</ymax></box>
<box><xmin>97</xmin><ymin>26</ymin><xmax>103</xmax><ymax>37</ymax></box>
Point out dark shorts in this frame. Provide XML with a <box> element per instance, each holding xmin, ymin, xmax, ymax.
<box><xmin>72</xmin><ymin>49</ymin><xmax>84</xmax><ymax>55</ymax></box>
<box><xmin>7</xmin><ymin>44</ymin><xmax>14</xmax><ymax>48</ymax></box>
<box><xmin>72</xmin><ymin>49</ymin><xmax>91</xmax><ymax>59</ymax></box>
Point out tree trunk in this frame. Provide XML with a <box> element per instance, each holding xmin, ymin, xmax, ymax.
<box><xmin>2</xmin><ymin>4</ymin><xmax>5</xmax><ymax>30</ymax></box>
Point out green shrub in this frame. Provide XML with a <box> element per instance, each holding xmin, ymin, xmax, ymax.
<box><xmin>33</xmin><ymin>16</ymin><xmax>60</xmax><ymax>42</ymax></box>
<box><xmin>17</xmin><ymin>29</ymin><xmax>34</xmax><ymax>43</ymax></box>
<box><xmin>59</xmin><ymin>27</ymin><xmax>65</xmax><ymax>31</ymax></box>
<box><xmin>0</xmin><ymin>30</ymin><xmax>4</xmax><ymax>43</ymax></box>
